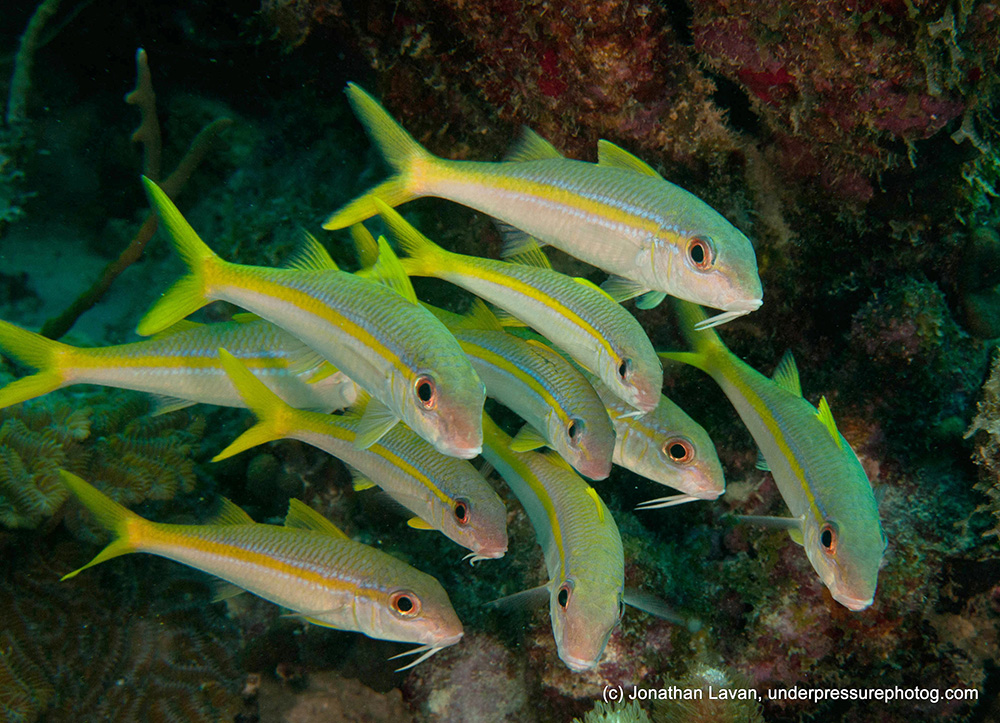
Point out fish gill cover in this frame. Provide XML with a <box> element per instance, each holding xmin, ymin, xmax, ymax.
<box><xmin>0</xmin><ymin>0</ymin><xmax>998</xmax><ymax>721</ymax></box>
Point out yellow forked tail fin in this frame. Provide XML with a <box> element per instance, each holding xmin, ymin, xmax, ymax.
<box><xmin>322</xmin><ymin>83</ymin><xmax>433</xmax><ymax>230</ymax></box>
<box><xmin>212</xmin><ymin>348</ymin><xmax>296</xmax><ymax>461</ymax></box>
<box><xmin>59</xmin><ymin>471</ymin><xmax>145</xmax><ymax>579</ymax></box>
<box><xmin>137</xmin><ymin>176</ymin><xmax>221</xmax><ymax>337</ymax></box>
<box><xmin>0</xmin><ymin>320</ymin><xmax>72</xmax><ymax>408</ymax></box>
<box><xmin>658</xmin><ymin>300</ymin><xmax>727</xmax><ymax>374</ymax></box>
<box><xmin>373</xmin><ymin>198</ymin><xmax>449</xmax><ymax>279</ymax></box>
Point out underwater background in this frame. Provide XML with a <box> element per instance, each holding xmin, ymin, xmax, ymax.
<box><xmin>1</xmin><ymin>0</ymin><xmax>999</xmax><ymax>721</ymax></box>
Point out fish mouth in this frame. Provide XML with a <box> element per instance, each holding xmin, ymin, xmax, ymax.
<box><xmin>562</xmin><ymin>654</ymin><xmax>599</xmax><ymax>673</ymax></box>
<box><xmin>438</xmin><ymin>441</ymin><xmax>482</xmax><ymax>459</ymax></box>
<box><xmin>463</xmin><ymin>547</ymin><xmax>506</xmax><ymax>565</ymax></box>
<box><xmin>579</xmin><ymin>457</ymin><xmax>612</xmax><ymax>481</ymax></box>
<box><xmin>835</xmin><ymin>593</ymin><xmax>874</xmax><ymax>612</ymax></box>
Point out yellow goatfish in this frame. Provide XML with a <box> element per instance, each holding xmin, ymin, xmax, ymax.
<box><xmin>589</xmin><ymin>379</ymin><xmax>726</xmax><ymax>508</ymax></box>
<box><xmin>214</xmin><ymin>349</ymin><xmax>508</xmax><ymax>561</ymax></box>
<box><xmin>59</xmin><ymin>471</ymin><xmax>463</xmax><ymax>669</ymax></box>
<box><xmin>323</xmin><ymin>84</ymin><xmax>762</xmax><ymax>328</ymax></box>
<box><xmin>481</xmin><ymin>414</ymin><xmax>624</xmax><ymax>672</ymax></box>
<box><xmin>661</xmin><ymin>301</ymin><xmax>886</xmax><ymax>611</ymax></box>
<box><xmin>374</xmin><ymin>200</ymin><xmax>662</xmax><ymax>412</ymax></box>
<box><xmin>138</xmin><ymin>177</ymin><xmax>486</xmax><ymax>459</ymax></box>
<box><xmin>0</xmin><ymin>316</ymin><xmax>358</xmax><ymax>414</ymax></box>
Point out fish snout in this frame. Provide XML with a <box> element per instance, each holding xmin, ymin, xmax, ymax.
<box><xmin>834</xmin><ymin>591</ymin><xmax>874</xmax><ymax>612</ymax></box>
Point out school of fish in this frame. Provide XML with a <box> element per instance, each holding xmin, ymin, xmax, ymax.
<box><xmin>0</xmin><ymin>83</ymin><xmax>885</xmax><ymax>673</ymax></box>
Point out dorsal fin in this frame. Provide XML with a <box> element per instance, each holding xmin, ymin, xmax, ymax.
<box><xmin>460</xmin><ymin>299</ymin><xmax>505</xmax><ymax>332</ymax></box>
<box><xmin>150</xmin><ymin>319</ymin><xmax>203</xmax><ymax>340</ymax></box>
<box><xmin>356</xmin><ymin>236</ymin><xmax>418</xmax><ymax>304</ymax></box>
<box><xmin>491</xmin><ymin>306</ymin><xmax>527</xmax><ymax>327</ymax></box>
<box><xmin>596</xmin><ymin>140</ymin><xmax>662</xmax><ymax>178</ymax></box>
<box><xmin>284</xmin><ymin>499</ymin><xmax>350</xmax><ymax>539</ymax></box>
<box><xmin>772</xmin><ymin>350</ymin><xmax>802</xmax><ymax>397</ymax></box>
<box><xmin>508</xmin><ymin>241</ymin><xmax>553</xmax><ymax>269</ymax></box>
<box><xmin>505</xmin><ymin>128</ymin><xmax>564</xmax><ymax>162</ymax></box>
<box><xmin>816</xmin><ymin>396</ymin><xmax>843</xmax><ymax>449</ymax></box>
<box><xmin>585</xmin><ymin>485</ymin><xmax>605</xmax><ymax>523</ymax></box>
<box><xmin>208</xmin><ymin>498</ymin><xmax>255</xmax><ymax>526</ymax></box>
<box><xmin>286</xmin><ymin>231</ymin><xmax>339</xmax><ymax>271</ymax></box>
<box><xmin>350</xmin><ymin>223</ymin><xmax>379</xmax><ymax>269</ymax></box>
<box><xmin>572</xmin><ymin>276</ymin><xmax>617</xmax><ymax>303</ymax></box>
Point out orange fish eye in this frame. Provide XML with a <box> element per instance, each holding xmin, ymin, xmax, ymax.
<box><xmin>687</xmin><ymin>236</ymin><xmax>715</xmax><ymax>271</ymax></box>
<box><xmin>663</xmin><ymin>437</ymin><xmax>694</xmax><ymax>464</ymax></box>
<box><xmin>453</xmin><ymin>498</ymin><xmax>471</xmax><ymax>525</ymax></box>
<box><xmin>820</xmin><ymin>522</ymin><xmax>838</xmax><ymax>555</ymax></box>
<box><xmin>390</xmin><ymin>590</ymin><xmax>422</xmax><ymax>617</ymax></box>
<box><xmin>557</xmin><ymin>582</ymin><xmax>572</xmax><ymax>609</ymax></box>
<box><xmin>414</xmin><ymin>374</ymin><xmax>437</xmax><ymax>409</ymax></box>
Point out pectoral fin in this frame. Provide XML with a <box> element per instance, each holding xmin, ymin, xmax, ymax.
<box><xmin>354</xmin><ymin>398</ymin><xmax>399</xmax><ymax>449</ymax></box>
<box><xmin>510</xmin><ymin>424</ymin><xmax>548</xmax><ymax>452</ymax></box>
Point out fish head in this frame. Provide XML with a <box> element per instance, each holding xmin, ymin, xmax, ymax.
<box><xmin>550</xmin><ymin>576</ymin><xmax>623</xmax><ymax>672</ymax></box>
<box><xmin>597</xmin><ymin>345</ymin><xmax>662</xmax><ymax>415</ymax></box>
<box><xmin>803</xmin><ymin>506</ymin><xmax>886</xmax><ymax>612</ymax></box>
<box><xmin>435</xmin><ymin>485</ymin><xmax>509</xmax><ymax>560</ymax></box>
<box><xmin>369</xmin><ymin>576</ymin><xmax>466</xmax><ymax>648</ymax></box>
<box><xmin>545</xmin><ymin>410</ymin><xmax>615</xmax><ymax>481</ymax></box>
<box><xmin>403</xmin><ymin>365</ymin><xmax>487</xmax><ymax>459</ymax></box>
<box><xmin>653</xmin><ymin>432</ymin><xmax>726</xmax><ymax>499</ymax></box>
<box><xmin>652</xmin><ymin>218</ymin><xmax>763</xmax><ymax>319</ymax></box>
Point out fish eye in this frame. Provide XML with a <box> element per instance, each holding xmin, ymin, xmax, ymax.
<box><xmin>414</xmin><ymin>374</ymin><xmax>437</xmax><ymax>409</ymax></box>
<box><xmin>390</xmin><ymin>590</ymin><xmax>422</xmax><ymax>618</ymax></box>
<box><xmin>820</xmin><ymin>522</ymin><xmax>838</xmax><ymax>555</ymax></box>
<box><xmin>663</xmin><ymin>437</ymin><xmax>694</xmax><ymax>464</ymax></box>
<box><xmin>688</xmin><ymin>236</ymin><xmax>715</xmax><ymax>270</ymax></box>
<box><xmin>617</xmin><ymin>358</ymin><xmax>632</xmax><ymax>381</ymax></box>
<box><xmin>557</xmin><ymin>583</ymin><xmax>571</xmax><ymax>609</ymax></box>
<box><xmin>567</xmin><ymin>418</ymin><xmax>584</xmax><ymax>445</ymax></box>
<box><xmin>453</xmin><ymin>498</ymin><xmax>471</xmax><ymax>525</ymax></box>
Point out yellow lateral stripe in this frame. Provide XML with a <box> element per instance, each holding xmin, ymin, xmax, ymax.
<box><xmin>493</xmin><ymin>445</ymin><xmax>567</xmax><ymax>581</ymax></box>
<box><xmin>452</xmin><ymin>256</ymin><xmax>619</xmax><ymax>366</ymax></box>
<box><xmin>460</xmin><ymin>341</ymin><xmax>569</xmax><ymax>427</ymax></box>
<box><xmin>76</xmin><ymin>353</ymin><xmax>296</xmax><ymax>371</ymax></box>
<box><xmin>218</xmin><ymin>265</ymin><xmax>410</xmax><ymax>380</ymax></box>
<box><xmin>446</xmin><ymin>165</ymin><xmax>668</xmax><ymax>239</ymax></box>
<box><xmin>149</xmin><ymin>525</ymin><xmax>362</xmax><ymax>595</ymax></box>
<box><xmin>717</xmin><ymin>360</ymin><xmax>825</xmax><ymax>527</ymax></box>
<box><xmin>298</xmin><ymin>414</ymin><xmax>454</xmax><ymax>508</ymax></box>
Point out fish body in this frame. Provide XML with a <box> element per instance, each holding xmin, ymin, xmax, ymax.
<box><xmin>0</xmin><ymin>316</ymin><xmax>358</xmax><ymax>413</ymax></box>
<box><xmin>324</xmin><ymin>84</ymin><xmax>762</xmax><ymax>327</ymax></box>
<box><xmin>454</xmin><ymin>328</ymin><xmax>615</xmax><ymax>480</ymax></box>
<box><xmin>60</xmin><ymin>471</ymin><xmax>464</xmax><ymax>655</ymax></box>
<box><xmin>591</xmin><ymin>379</ymin><xmax>725</xmax><ymax>503</ymax></box>
<box><xmin>375</xmin><ymin>201</ymin><xmax>661</xmax><ymax>412</ymax></box>
<box><xmin>662</xmin><ymin>301</ymin><xmax>885</xmax><ymax>610</ymax></box>
<box><xmin>481</xmin><ymin>413</ymin><xmax>624</xmax><ymax>672</ymax></box>
<box><xmin>138</xmin><ymin>178</ymin><xmax>485</xmax><ymax>459</ymax></box>
<box><xmin>214</xmin><ymin>350</ymin><xmax>507</xmax><ymax>560</ymax></box>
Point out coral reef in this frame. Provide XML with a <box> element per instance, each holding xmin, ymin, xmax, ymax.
<box><xmin>967</xmin><ymin>351</ymin><xmax>1000</xmax><ymax>538</ymax></box>
<box><xmin>0</xmin><ymin>388</ymin><xmax>204</xmax><ymax>531</ymax></box>
<box><xmin>847</xmin><ymin>276</ymin><xmax>983</xmax><ymax>449</ymax></box>
<box><xmin>576</xmin><ymin>701</ymin><xmax>651</xmax><ymax>723</ymax></box>
<box><xmin>693</xmin><ymin>0</ymin><xmax>999</xmax><ymax>203</ymax></box>
<box><xmin>0</xmin><ymin>540</ymin><xmax>247</xmax><ymax>722</ymax></box>
<box><xmin>652</xmin><ymin>663</ymin><xmax>764</xmax><ymax>723</ymax></box>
